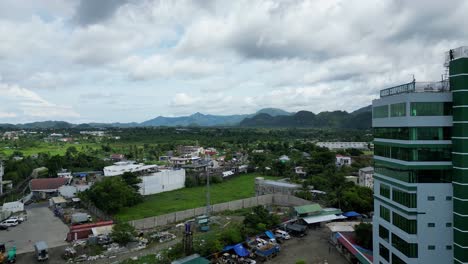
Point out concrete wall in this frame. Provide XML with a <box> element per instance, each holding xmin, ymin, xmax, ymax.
<box><xmin>130</xmin><ymin>194</ymin><xmax>308</xmax><ymax>230</ymax></box>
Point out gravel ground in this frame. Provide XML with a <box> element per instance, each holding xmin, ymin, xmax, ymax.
<box><xmin>266</xmin><ymin>228</ymin><xmax>349</xmax><ymax>264</ymax></box>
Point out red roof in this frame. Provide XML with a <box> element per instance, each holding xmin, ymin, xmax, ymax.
<box><xmin>31</xmin><ymin>178</ymin><xmax>68</xmax><ymax>191</ymax></box>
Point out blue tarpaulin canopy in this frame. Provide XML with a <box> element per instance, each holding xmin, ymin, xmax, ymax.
<box><xmin>265</xmin><ymin>230</ymin><xmax>275</xmax><ymax>240</ymax></box>
<box><xmin>343</xmin><ymin>211</ymin><xmax>361</xmax><ymax>217</ymax></box>
<box><xmin>222</xmin><ymin>244</ymin><xmax>250</xmax><ymax>257</ymax></box>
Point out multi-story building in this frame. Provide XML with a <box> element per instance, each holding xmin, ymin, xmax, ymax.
<box><xmin>359</xmin><ymin>166</ymin><xmax>374</xmax><ymax>189</ymax></box>
<box><xmin>372</xmin><ymin>46</ymin><xmax>468</xmax><ymax>264</ymax></box>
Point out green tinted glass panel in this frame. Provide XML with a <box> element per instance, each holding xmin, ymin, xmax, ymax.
<box><xmin>374</xmin><ymin>144</ymin><xmax>451</xmax><ymax>161</ymax></box>
<box><xmin>454</xmin><ymin>199</ymin><xmax>468</xmax><ymax>215</ymax></box>
<box><xmin>391</xmin><ymin>103</ymin><xmax>406</xmax><ymax>117</ymax></box>
<box><xmin>410</xmin><ymin>102</ymin><xmax>452</xmax><ymax>116</ymax></box>
<box><xmin>374</xmin><ymin>127</ymin><xmax>451</xmax><ymax>140</ymax></box>
<box><xmin>453</xmin><ymin>185</ymin><xmax>468</xmax><ymax>199</ymax></box>
<box><xmin>380</xmin><ymin>205</ymin><xmax>390</xmax><ymax>222</ymax></box>
<box><xmin>453</xmin><ymin>123</ymin><xmax>468</xmax><ymax>137</ymax></box>
<box><xmin>392</xmin><ymin>212</ymin><xmax>417</xmax><ymax>234</ymax></box>
<box><xmin>392</xmin><ymin>233</ymin><xmax>418</xmax><ymax>258</ymax></box>
<box><xmin>392</xmin><ymin>188</ymin><xmax>417</xmax><ymax>208</ymax></box>
<box><xmin>454</xmin><ymin>107</ymin><xmax>468</xmax><ymax>122</ymax></box>
<box><xmin>379</xmin><ymin>244</ymin><xmax>390</xmax><ymax>261</ymax></box>
<box><xmin>409</xmin><ymin>127</ymin><xmax>451</xmax><ymax>140</ymax></box>
<box><xmin>373</xmin><ymin>105</ymin><xmax>389</xmax><ymax>118</ymax></box>
<box><xmin>380</xmin><ymin>184</ymin><xmax>390</xmax><ymax>198</ymax></box>
<box><xmin>375</xmin><ymin>161</ymin><xmax>452</xmax><ymax>183</ymax></box>
<box><xmin>379</xmin><ymin>225</ymin><xmax>389</xmax><ymax>241</ymax></box>
<box><xmin>453</xmin><ymin>90</ymin><xmax>468</xmax><ymax>105</ymax></box>
<box><xmin>392</xmin><ymin>254</ymin><xmax>407</xmax><ymax>264</ymax></box>
<box><xmin>450</xmin><ymin>58</ymin><xmax>468</xmax><ymax>76</ymax></box>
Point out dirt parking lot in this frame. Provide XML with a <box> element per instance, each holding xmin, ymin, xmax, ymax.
<box><xmin>266</xmin><ymin>228</ymin><xmax>348</xmax><ymax>264</ymax></box>
<box><xmin>1</xmin><ymin>202</ymin><xmax>69</xmax><ymax>254</ymax></box>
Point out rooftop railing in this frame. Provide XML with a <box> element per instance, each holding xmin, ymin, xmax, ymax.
<box><xmin>380</xmin><ymin>80</ymin><xmax>449</xmax><ymax>98</ymax></box>
<box><xmin>445</xmin><ymin>46</ymin><xmax>468</xmax><ymax>66</ymax></box>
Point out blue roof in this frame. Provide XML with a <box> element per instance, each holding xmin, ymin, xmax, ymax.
<box><xmin>343</xmin><ymin>211</ymin><xmax>361</xmax><ymax>217</ymax></box>
<box><xmin>223</xmin><ymin>243</ymin><xmax>250</xmax><ymax>257</ymax></box>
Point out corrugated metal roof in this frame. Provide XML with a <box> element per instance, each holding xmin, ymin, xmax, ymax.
<box><xmin>294</xmin><ymin>204</ymin><xmax>322</xmax><ymax>215</ymax></box>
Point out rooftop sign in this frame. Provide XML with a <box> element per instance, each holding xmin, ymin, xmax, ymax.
<box><xmin>380</xmin><ymin>82</ymin><xmax>415</xmax><ymax>97</ymax></box>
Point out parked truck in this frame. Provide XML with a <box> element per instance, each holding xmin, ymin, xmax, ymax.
<box><xmin>254</xmin><ymin>244</ymin><xmax>280</xmax><ymax>261</ymax></box>
<box><xmin>34</xmin><ymin>241</ymin><xmax>48</xmax><ymax>261</ymax></box>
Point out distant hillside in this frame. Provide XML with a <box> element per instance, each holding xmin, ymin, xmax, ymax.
<box><xmin>140</xmin><ymin>108</ymin><xmax>292</xmax><ymax>127</ymax></box>
<box><xmin>0</xmin><ymin>106</ymin><xmax>370</xmax><ymax>129</ymax></box>
<box><xmin>240</xmin><ymin>106</ymin><xmax>371</xmax><ymax>129</ymax></box>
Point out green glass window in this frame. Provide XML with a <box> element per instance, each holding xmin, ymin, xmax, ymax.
<box><xmin>374</xmin><ymin>162</ymin><xmax>452</xmax><ymax>183</ymax></box>
<box><xmin>392</xmin><ymin>212</ymin><xmax>417</xmax><ymax>234</ymax></box>
<box><xmin>392</xmin><ymin>189</ymin><xmax>417</xmax><ymax>208</ymax></box>
<box><xmin>380</xmin><ymin>184</ymin><xmax>390</xmax><ymax>199</ymax></box>
<box><xmin>391</xmin><ymin>103</ymin><xmax>407</xmax><ymax>117</ymax></box>
<box><xmin>373</xmin><ymin>105</ymin><xmax>389</xmax><ymax>119</ymax></box>
<box><xmin>374</xmin><ymin>127</ymin><xmax>451</xmax><ymax>140</ymax></box>
<box><xmin>410</xmin><ymin>102</ymin><xmax>452</xmax><ymax>116</ymax></box>
<box><xmin>374</xmin><ymin>144</ymin><xmax>451</xmax><ymax>162</ymax></box>
<box><xmin>379</xmin><ymin>244</ymin><xmax>390</xmax><ymax>261</ymax></box>
<box><xmin>380</xmin><ymin>205</ymin><xmax>390</xmax><ymax>222</ymax></box>
<box><xmin>409</xmin><ymin>127</ymin><xmax>452</xmax><ymax>140</ymax></box>
<box><xmin>379</xmin><ymin>225</ymin><xmax>389</xmax><ymax>241</ymax></box>
<box><xmin>374</xmin><ymin>127</ymin><xmax>409</xmax><ymax>140</ymax></box>
<box><xmin>392</xmin><ymin>254</ymin><xmax>407</xmax><ymax>264</ymax></box>
<box><xmin>392</xmin><ymin>233</ymin><xmax>418</xmax><ymax>258</ymax></box>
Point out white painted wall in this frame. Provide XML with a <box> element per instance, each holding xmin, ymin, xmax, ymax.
<box><xmin>138</xmin><ymin>169</ymin><xmax>185</xmax><ymax>196</ymax></box>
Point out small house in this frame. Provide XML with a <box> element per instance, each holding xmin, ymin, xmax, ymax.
<box><xmin>30</xmin><ymin>178</ymin><xmax>69</xmax><ymax>199</ymax></box>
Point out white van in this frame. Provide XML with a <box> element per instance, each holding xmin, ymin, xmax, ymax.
<box><xmin>275</xmin><ymin>230</ymin><xmax>291</xmax><ymax>240</ymax></box>
<box><xmin>2</xmin><ymin>218</ymin><xmax>19</xmax><ymax>227</ymax></box>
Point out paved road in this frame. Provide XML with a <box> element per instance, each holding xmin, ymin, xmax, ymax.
<box><xmin>1</xmin><ymin>202</ymin><xmax>69</xmax><ymax>254</ymax></box>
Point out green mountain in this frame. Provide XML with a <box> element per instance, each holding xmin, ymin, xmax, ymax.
<box><xmin>239</xmin><ymin>106</ymin><xmax>371</xmax><ymax>129</ymax></box>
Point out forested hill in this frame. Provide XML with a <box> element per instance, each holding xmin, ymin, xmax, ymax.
<box><xmin>239</xmin><ymin>106</ymin><xmax>372</xmax><ymax>129</ymax></box>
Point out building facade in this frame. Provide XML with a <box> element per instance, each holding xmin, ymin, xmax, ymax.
<box><xmin>359</xmin><ymin>167</ymin><xmax>374</xmax><ymax>189</ymax></box>
<box><xmin>372</xmin><ymin>46</ymin><xmax>468</xmax><ymax>264</ymax></box>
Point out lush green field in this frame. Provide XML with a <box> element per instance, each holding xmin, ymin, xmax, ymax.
<box><xmin>0</xmin><ymin>142</ymin><xmax>100</xmax><ymax>156</ymax></box>
<box><xmin>116</xmin><ymin>173</ymin><xmax>274</xmax><ymax>221</ymax></box>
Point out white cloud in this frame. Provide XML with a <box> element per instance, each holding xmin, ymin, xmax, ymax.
<box><xmin>0</xmin><ymin>112</ymin><xmax>17</xmax><ymax>118</ymax></box>
<box><xmin>0</xmin><ymin>0</ymin><xmax>467</xmax><ymax>122</ymax></box>
<box><xmin>170</xmin><ymin>93</ymin><xmax>200</xmax><ymax>107</ymax></box>
<box><xmin>120</xmin><ymin>54</ymin><xmax>220</xmax><ymax>81</ymax></box>
<box><xmin>0</xmin><ymin>82</ymin><xmax>80</xmax><ymax>122</ymax></box>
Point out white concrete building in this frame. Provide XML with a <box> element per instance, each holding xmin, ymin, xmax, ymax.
<box><xmin>336</xmin><ymin>155</ymin><xmax>352</xmax><ymax>166</ymax></box>
<box><xmin>371</xmin><ymin>49</ymin><xmax>464</xmax><ymax>264</ymax></box>
<box><xmin>103</xmin><ymin>161</ymin><xmax>158</xmax><ymax>177</ymax></box>
<box><xmin>138</xmin><ymin>169</ymin><xmax>185</xmax><ymax>196</ymax></box>
<box><xmin>358</xmin><ymin>167</ymin><xmax>374</xmax><ymax>189</ymax></box>
<box><xmin>316</xmin><ymin>142</ymin><xmax>369</xmax><ymax>150</ymax></box>
<box><xmin>2</xmin><ymin>201</ymin><xmax>24</xmax><ymax>213</ymax></box>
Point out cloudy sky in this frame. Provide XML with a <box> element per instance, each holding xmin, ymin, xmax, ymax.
<box><xmin>0</xmin><ymin>0</ymin><xmax>467</xmax><ymax>123</ymax></box>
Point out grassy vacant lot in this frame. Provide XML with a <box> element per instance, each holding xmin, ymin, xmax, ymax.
<box><xmin>0</xmin><ymin>142</ymin><xmax>100</xmax><ymax>156</ymax></box>
<box><xmin>116</xmin><ymin>173</ymin><xmax>274</xmax><ymax>221</ymax></box>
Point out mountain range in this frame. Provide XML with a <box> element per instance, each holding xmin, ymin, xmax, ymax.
<box><xmin>0</xmin><ymin>106</ymin><xmax>371</xmax><ymax>129</ymax></box>
<box><xmin>240</xmin><ymin>106</ymin><xmax>371</xmax><ymax>129</ymax></box>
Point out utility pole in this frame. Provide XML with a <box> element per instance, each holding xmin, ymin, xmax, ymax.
<box><xmin>205</xmin><ymin>158</ymin><xmax>211</xmax><ymax>217</ymax></box>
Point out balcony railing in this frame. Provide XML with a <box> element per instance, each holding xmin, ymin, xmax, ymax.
<box><xmin>380</xmin><ymin>80</ymin><xmax>449</xmax><ymax>98</ymax></box>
